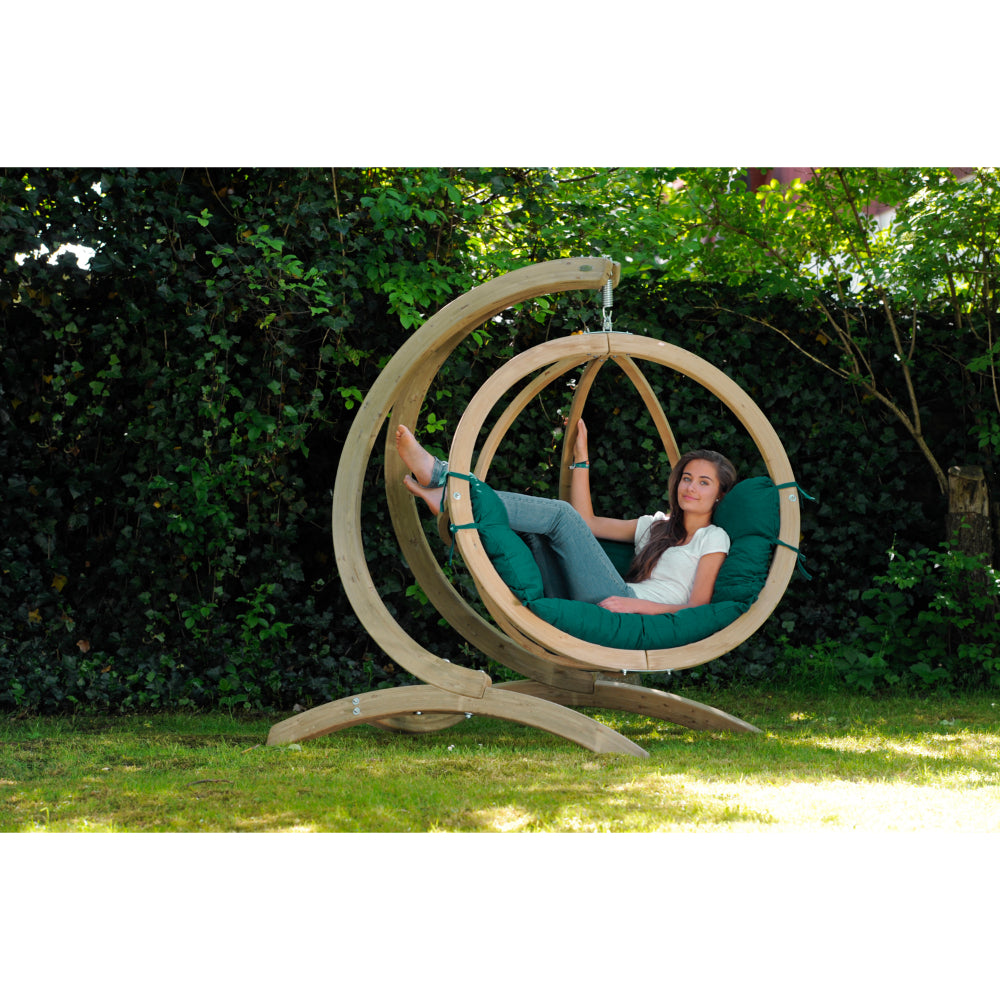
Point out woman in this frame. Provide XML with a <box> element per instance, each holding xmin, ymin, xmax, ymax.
<box><xmin>396</xmin><ymin>420</ymin><xmax>736</xmax><ymax>615</ymax></box>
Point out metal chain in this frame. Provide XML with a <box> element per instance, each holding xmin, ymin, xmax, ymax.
<box><xmin>601</xmin><ymin>261</ymin><xmax>614</xmax><ymax>332</ymax></box>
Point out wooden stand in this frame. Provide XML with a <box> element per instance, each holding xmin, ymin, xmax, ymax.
<box><xmin>267</xmin><ymin>258</ymin><xmax>799</xmax><ymax>757</ymax></box>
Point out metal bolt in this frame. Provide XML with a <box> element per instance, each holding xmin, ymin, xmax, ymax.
<box><xmin>352</xmin><ymin>697</ymin><xmax>360</xmax><ymax>705</ymax></box>
<box><xmin>352</xmin><ymin>707</ymin><xmax>360</xmax><ymax>716</ymax></box>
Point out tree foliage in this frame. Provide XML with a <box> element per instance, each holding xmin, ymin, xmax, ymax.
<box><xmin>651</xmin><ymin>168</ymin><xmax>1000</xmax><ymax>493</ymax></box>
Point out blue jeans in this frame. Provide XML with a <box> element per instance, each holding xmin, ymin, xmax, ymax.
<box><xmin>429</xmin><ymin>458</ymin><xmax>635</xmax><ymax>604</ymax></box>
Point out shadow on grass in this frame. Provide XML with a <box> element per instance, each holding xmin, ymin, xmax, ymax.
<box><xmin>2</xmin><ymin>691</ymin><xmax>998</xmax><ymax>831</ymax></box>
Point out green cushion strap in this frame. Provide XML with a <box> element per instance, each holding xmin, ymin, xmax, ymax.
<box><xmin>775</xmin><ymin>539</ymin><xmax>812</xmax><ymax>580</ymax></box>
<box><xmin>444</xmin><ymin>471</ymin><xmax>481</xmax><ymax>563</ymax></box>
<box><xmin>775</xmin><ymin>481</ymin><xmax>817</xmax><ymax>503</ymax></box>
<box><xmin>773</xmin><ymin>482</ymin><xmax>812</xmax><ymax>579</ymax></box>
<box><xmin>447</xmin><ymin>521</ymin><xmax>480</xmax><ymax>564</ymax></box>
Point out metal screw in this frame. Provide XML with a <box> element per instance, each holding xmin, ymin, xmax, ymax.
<box><xmin>352</xmin><ymin>707</ymin><xmax>360</xmax><ymax>716</ymax></box>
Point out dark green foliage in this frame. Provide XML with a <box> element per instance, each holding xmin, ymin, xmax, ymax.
<box><xmin>2</xmin><ymin>168</ymin><xmax>996</xmax><ymax>712</ymax></box>
<box><xmin>848</xmin><ymin>539</ymin><xmax>1000</xmax><ymax>691</ymax></box>
<box><xmin>1</xmin><ymin>167</ymin><xmax>508</xmax><ymax>711</ymax></box>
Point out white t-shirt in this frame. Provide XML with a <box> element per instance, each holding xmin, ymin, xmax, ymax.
<box><xmin>627</xmin><ymin>513</ymin><xmax>731</xmax><ymax>607</ymax></box>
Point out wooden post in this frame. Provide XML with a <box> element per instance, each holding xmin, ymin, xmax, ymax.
<box><xmin>947</xmin><ymin>465</ymin><xmax>993</xmax><ymax>564</ymax></box>
<box><xmin>946</xmin><ymin>465</ymin><xmax>996</xmax><ymax>628</ymax></box>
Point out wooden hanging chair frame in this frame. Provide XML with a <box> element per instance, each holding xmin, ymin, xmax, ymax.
<box><xmin>267</xmin><ymin>257</ymin><xmax>801</xmax><ymax>757</ymax></box>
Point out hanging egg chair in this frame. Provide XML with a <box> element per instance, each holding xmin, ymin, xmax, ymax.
<box><xmin>267</xmin><ymin>258</ymin><xmax>803</xmax><ymax>757</ymax></box>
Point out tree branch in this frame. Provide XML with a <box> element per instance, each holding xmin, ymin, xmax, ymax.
<box><xmin>878</xmin><ymin>290</ymin><xmax>924</xmax><ymax>441</ymax></box>
<box><xmin>715</xmin><ymin>303</ymin><xmax>948</xmax><ymax>494</ymax></box>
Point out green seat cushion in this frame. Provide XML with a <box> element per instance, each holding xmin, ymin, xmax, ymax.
<box><xmin>460</xmin><ymin>475</ymin><xmax>778</xmax><ymax>651</ymax></box>
<box><xmin>527</xmin><ymin>596</ymin><xmax>747</xmax><ymax>650</ymax></box>
<box><xmin>528</xmin><ymin>477</ymin><xmax>779</xmax><ymax>650</ymax></box>
<box><xmin>459</xmin><ymin>476</ymin><xmax>545</xmax><ymax>604</ymax></box>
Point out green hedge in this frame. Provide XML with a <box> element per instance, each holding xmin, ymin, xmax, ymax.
<box><xmin>2</xmin><ymin>168</ymin><xmax>995</xmax><ymax>711</ymax></box>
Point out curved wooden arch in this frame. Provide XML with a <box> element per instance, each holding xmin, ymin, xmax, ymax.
<box><xmin>267</xmin><ymin>257</ymin><xmax>797</xmax><ymax>754</ymax></box>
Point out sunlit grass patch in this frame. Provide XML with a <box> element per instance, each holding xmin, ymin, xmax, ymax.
<box><xmin>463</xmin><ymin>805</ymin><xmax>536</xmax><ymax>832</ymax></box>
<box><xmin>678</xmin><ymin>776</ymin><xmax>1000</xmax><ymax>832</ymax></box>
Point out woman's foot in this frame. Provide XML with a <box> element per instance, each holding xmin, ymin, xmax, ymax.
<box><xmin>403</xmin><ymin>474</ymin><xmax>445</xmax><ymax>515</ymax></box>
<box><xmin>395</xmin><ymin>425</ymin><xmax>438</xmax><ymax>487</ymax></box>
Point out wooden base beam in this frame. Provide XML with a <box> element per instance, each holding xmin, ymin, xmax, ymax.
<box><xmin>266</xmin><ymin>684</ymin><xmax>649</xmax><ymax>757</ymax></box>
<box><xmin>497</xmin><ymin>678</ymin><xmax>761</xmax><ymax>733</ymax></box>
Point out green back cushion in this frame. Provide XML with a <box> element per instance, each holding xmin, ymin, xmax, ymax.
<box><xmin>599</xmin><ymin>538</ymin><xmax>635</xmax><ymax>577</ymax></box>
<box><xmin>464</xmin><ymin>476</ymin><xmax>778</xmax><ymax>651</ymax></box>
<box><xmin>711</xmin><ymin>477</ymin><xmax>779</xmax><ymax>604</ymax></box>
<box><xmin>463</xmin><ymin>476</ymin><xmax>544</xmax><ymax>603</ymax></box>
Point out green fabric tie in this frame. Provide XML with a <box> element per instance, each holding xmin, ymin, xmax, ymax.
<box><xmin>773</xmin><ymin>481</ymin><xmax>814</xmax><ymax>579</ymax></box>
<box><xmin>775</xmin><ymin>539</ymin><xmax>812</xmax><ymax>580</ymax></box>
<box><xmin>444</xmin><ymin>471</ymin><xmax>479</xmax><ymax>563</ymax></box>
<box><xmin>775</xmin><ymin>481</ymin><xmax>817</xmax><ymax>503</ymax></box>
<box><xmin>447</xmin><ymin>522</ymin><xmax>481</xmax><ymax>564</ymax></box>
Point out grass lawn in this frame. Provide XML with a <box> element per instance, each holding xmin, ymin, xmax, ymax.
<box><xmin>7</xmin><ymin>686</ymin><xmax>998</xmax><ymax>998</ymax></box>
<box><xmin>2</xmin><ymin>687</ymin><xmax>998</xmax><ymax>833</ymax></box>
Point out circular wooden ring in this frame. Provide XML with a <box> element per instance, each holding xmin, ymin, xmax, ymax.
<box><xmin>444</xmin><ymin>332</ymin><xmax>801</xmax><ymax>672</ymax></box>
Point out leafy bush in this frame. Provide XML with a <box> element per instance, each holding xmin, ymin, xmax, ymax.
<box><xmin>845</xmin><ymin>539</ymin><xmax>1000</xmax><ymax>691</ymax></box>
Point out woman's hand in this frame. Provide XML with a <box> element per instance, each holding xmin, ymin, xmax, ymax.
<box><xmin>598</xmin><ymin>596</ymin><xmax>678</xmax><ymax>615</ymax></box>
<box><xmin>574</xmin><ymin>418</ymin><xmax>589</xmax><ymax>464</ymax></box>
<box><xmin>568</xmin><ymin>417</ymin><xmax>639</xmax><ymax>543</ymax></box>
<box><xmin>598</xmin><ymin>596</ymin><xmax>636</xmax><ymax>613</ymax></box>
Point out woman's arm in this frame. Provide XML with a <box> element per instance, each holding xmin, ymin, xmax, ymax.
<box><xmin>568</xmin><ymin>419</ymin><xmax>637</xmax><ymax>543</ymax></box>
<box><xmin>686</xmin><ymin>550</ymin><xmax>728</xmax><ymax>608</ymax></box>
<box><xmin>598</xmin><ymin>551</ymin><xmax>728</xmax><ymax>615</ymax></box>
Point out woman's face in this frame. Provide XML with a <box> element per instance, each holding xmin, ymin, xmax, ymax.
<box><xmin>675</xmin><ymin>459</ymin><xmax>723</xmax><ymax>517</ymax></box>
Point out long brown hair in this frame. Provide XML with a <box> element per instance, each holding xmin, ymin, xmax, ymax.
<box><xmin>625</xmin><ymin>449</ymin><xmax>737</xmax><ymax>584</ymax></box>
